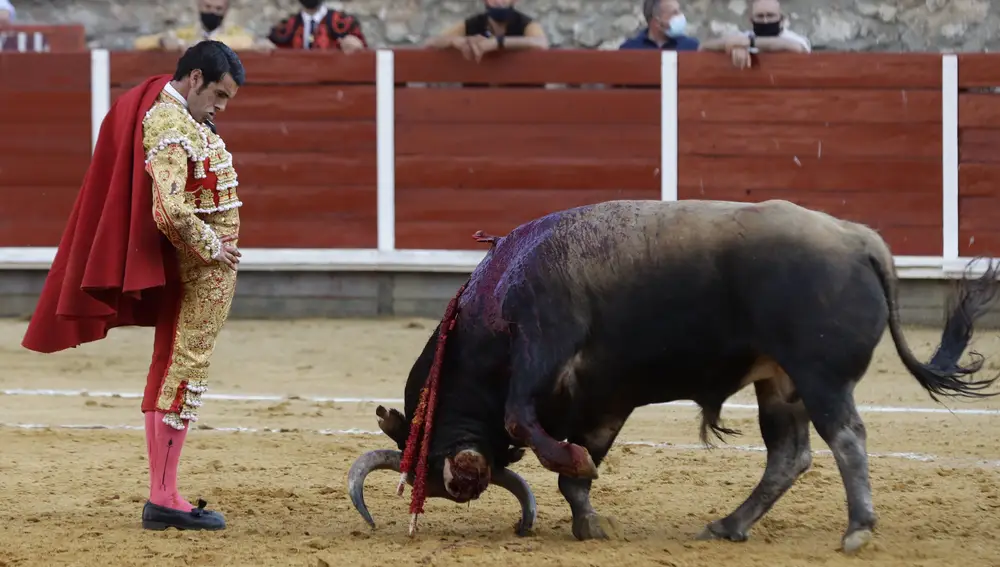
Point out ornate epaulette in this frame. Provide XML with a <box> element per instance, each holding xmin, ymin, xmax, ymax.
<box><xmin>141</xmin><ymin>101</ymin><xmax>211</xmax><ymax>179</ymax></box>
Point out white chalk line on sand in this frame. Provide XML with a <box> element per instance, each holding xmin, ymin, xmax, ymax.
<box><xmin>3</xmin><ymin>388</ymin><xmax>1000</xmax><ymax>416</ymax></box>
<box><xmin>3</xmin><ymin>421</ymin><xmax>999</xmax><ymax>469</ymax></box>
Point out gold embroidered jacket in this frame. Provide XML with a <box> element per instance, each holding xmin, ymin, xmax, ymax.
<box><xmin>141</xmin><ymin>93</ymin><xmax>241</xmax><ymax>263</ymax></box>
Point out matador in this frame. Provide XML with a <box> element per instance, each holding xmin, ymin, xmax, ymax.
<box><xmin>22</xmin><ymin>41</ymin><xmax>246</xmax><ymax>532</ymax></box>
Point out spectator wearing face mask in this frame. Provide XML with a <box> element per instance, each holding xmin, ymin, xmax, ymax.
<box><xmin>699</xmin><ymin>0</ymin><xmax>810</xmax><ymax>68</ymax></box>
<box><xmin>266</xmin><ymin>0</ymin><xmax>367</xmax><ymax>53</ymax></box>
<box><xmin>134</xmin><ymin>0</ymin><xmax>259</xmax><ymax>51</ymax></box>
<box><xmin>619</xmin><ymin>0</ymin><xmax>699</xmax><ymax>51</ymax></box>
<box><xmin>424</xmin><ymin>0</ymin><xmax>549</xmax><ymax>63</ymax></box>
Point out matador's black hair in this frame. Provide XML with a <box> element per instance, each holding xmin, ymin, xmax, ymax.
<box><xmin>172</xmin><ymin>40</ymin><xmax>246</xmax><ymax>88</ymax></box>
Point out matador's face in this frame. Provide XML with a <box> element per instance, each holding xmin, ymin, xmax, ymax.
<box><xmin>185</xmin><ymin>69</ymin><xmax>240</xmax><ymax>125</ymax></box>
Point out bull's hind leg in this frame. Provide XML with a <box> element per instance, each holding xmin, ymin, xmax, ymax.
<box><xmin>797</xmin><ymin>380</ymin><xmax>876</xmax><ymax>554</ymax></box>
<box><xmin>559</xmin><ymin>412</ymin><xmax>632</xmax><ymax>541</ymax></box>
<box><xmin>698</xmin><ymin>378</ymin><xmax>812</xmax><ymax>543</ymax></box>
<box><xmin>504</xmin><ymin>337</ymin><xmax>599</xmax><ymax>479</ymax></box>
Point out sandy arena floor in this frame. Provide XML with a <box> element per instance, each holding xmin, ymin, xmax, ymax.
<box><xmin>1</xmin><ymin>318</ymin><xmax>999</xmax><ymax>567</ymax></box>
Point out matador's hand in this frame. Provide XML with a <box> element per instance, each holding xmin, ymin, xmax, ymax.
<box><xmin>213</xmin><ymin>234</ymin><xmax>241</xmax><ymax>270</ymax></box>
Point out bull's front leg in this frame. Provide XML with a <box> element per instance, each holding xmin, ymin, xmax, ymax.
<box><xmin>504</xmin><ymin>403</ymin><xmax>598</xmax><ymax>479</ymax></box>
<box><xmin>558</xmin><ymin>412</ymin><xmax>632</xmax><ymax>541</ymax></box>
<box><xmin>503</xmin><ymin>340</ymin><xmax>599</xmax><ymax>479</ymax></box>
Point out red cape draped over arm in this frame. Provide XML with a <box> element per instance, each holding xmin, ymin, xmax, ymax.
<box><xmin>21</xmin><ymin>74</ymin><xmax>178</xmax><ymax>354</ymax></box>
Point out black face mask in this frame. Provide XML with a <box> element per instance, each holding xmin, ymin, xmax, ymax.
<box><xmin>200</xmin><ymin>12</ymin><xmax>224</xmax><ymax>32</ymax></box>
<box><xmin>752</xmin><ymin>19</ymin><xmax>782</xmax><ymax>37</ymax></box>
<box><xmin>486</xmin><ymin>6</ymin><xmax>515</xmax><ymax>23</ymax></box>
<box><xmin>300</xmin><ymin>0</ymin><xmax>322</xmax><ymax>9</ymax></box>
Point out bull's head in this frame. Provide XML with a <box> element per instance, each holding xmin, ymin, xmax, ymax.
<box><xmin>347</xmin><ymin>405</ymin><xmax>537</xmax><ymax>535</ymax></box>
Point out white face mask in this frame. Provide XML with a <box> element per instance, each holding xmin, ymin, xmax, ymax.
<box><xmin>660</xmin><ymin>13</ymin><xmax>686</xmax><ymax>36</ymax></box>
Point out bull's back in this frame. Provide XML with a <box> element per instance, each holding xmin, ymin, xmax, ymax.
<box><xmin>478</xmin><ymin>198</ymin><xmax>889</xmax><ymax>329</ymax></box>
<box><xmin>554</xmin><ymin>199</ymin><xmax>885</xmax><ymax>338</ymax></box>
<box><xmin>530</xmin><ymin>200</ymin><xmax>890</xmax><ymax>407</ymax></box>
<box><xmin>547</xmin><ymin>199</ymin><xmax>874</xmax><ymax>294</ymax></box>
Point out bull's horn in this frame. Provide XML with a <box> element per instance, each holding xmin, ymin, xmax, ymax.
<box><xmin>347</xmin><ymin>449</ymin><xmax>537</xmax><ymax>536</ymax></box>
<box><xmin>491</xmin><ymin>468</ymin><xmax>537</xmax><ymax>536</ymax></box>
<box><xmin>347</xmin><ymin>449</ymin><xmax>401</xmax><ymax>529</ymax></box>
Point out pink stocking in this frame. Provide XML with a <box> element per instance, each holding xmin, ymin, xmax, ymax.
<box><xmin>145</xmin><ymin>411</ymin><xmax>194</xmax><ymax>511</ymax></box>
<box><xmin>145</xmin><ymin>411</ymin><xmax>156</xmax><ymax>486</ymax></box>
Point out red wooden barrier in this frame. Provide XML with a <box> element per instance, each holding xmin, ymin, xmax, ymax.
<box><xmin>957</xmin><ymin>53</ymin><xmax>1000</xmax><ymax>257</ymax></box>
<box><xmin>676</xmin><ymin>53</ymin><xmax>943</xmax><ymax>257</ymax></box>
<box><xmin>393</xmin><ymin>50</ymin><xmax>661</xmax><ymax>249</ymax></box>
<box><xmin>0</xmin><ymin>52</ymin><xmax>91</xmax><ymax>246</ymax></box>
<box><xmin>1</xmin><ymin>49</ymin><xmax>997</xmax><ymax>260</ymax></box>
<box><xmin>0</xmin><ymin>24</ymin><xmax>87</xmax><ymax>52</ymax></box>
<box><xmin>109</xmin><ymin>51</ymin><xmax>380</xmax><ymax>249</ymax></box>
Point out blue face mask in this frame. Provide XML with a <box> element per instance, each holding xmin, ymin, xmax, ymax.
<box><xmin>661</xmin><ymin>13</ymin><xmax>686</xmax><ymax>37</ymax></box>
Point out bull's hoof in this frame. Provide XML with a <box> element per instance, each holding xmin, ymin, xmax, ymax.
<box><xmin>512</xmin><ymin>518</ymin><xmax>534</xmax><ymax>537</ymax></box>
<box><xmin>841</xmin><ymin>529</ymin><xmax>873</xmax><ymax>555</ymax></box>
<box><xmin>572</xmin><ymin>513</ymin><xmax>624</xmax><ymax>541</ymax></box>
<box><xmin>695</xmin><ymin>520</ymin><xmax>749</xmax><ymax>543</ymax></box>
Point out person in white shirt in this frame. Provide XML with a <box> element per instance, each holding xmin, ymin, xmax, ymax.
<box><xmin>699</xmin><ymin>0</ymin><xmax>810</xmax><ymax>69</ymax></box>
<box><xmin>0</xmin><ymin>0</ymin><xmax>15</xmax><ymax>27</ymax></box>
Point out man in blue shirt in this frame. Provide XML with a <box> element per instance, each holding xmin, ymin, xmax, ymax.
<box><xmin>619</xmin><ymin>0</ymin><xmax>699</xmax><ymax>51</ymax></box>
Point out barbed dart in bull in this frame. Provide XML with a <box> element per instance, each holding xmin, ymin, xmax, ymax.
<box><xmin>360</xmin><ymin>283</ymin><xmax>464</xmax><ymax>536</ymax></box>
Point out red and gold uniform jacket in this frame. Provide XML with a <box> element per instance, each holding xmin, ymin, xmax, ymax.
<box><xmin>141</xmin><ymin>91</ymin><xmax>241</xmax><ymax>265</ymax></box>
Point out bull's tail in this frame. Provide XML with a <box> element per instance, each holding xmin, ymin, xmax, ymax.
<box><xmin>868</xmin><ymin>252</ymin><xmax>1000</xmax><ymax>401</ymax></box>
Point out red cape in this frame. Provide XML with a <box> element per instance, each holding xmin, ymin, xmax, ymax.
<box><xmin>21</xmin><ymin>74</ymin><xmax>177</xmax><ymax>354</ymax></box>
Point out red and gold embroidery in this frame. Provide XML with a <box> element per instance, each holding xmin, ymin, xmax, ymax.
<box><xmin>141</xmin><ymin>91</ymin><xmax>242</xmax><ymax>430</ymax></box>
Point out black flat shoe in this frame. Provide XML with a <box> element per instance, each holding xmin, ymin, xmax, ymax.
<box><xmin>141</xmin><ymin>499</ymin><xmax>226</xmax><ymax>531</ymax></box>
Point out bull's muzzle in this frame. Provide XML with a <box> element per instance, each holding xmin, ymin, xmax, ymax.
<box><xmin>347</xmin><ymin>449</ymin><xmax>537</xmax><ymax>536</ymax></box>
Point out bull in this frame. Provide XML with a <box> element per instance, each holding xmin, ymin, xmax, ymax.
<box><xmin>347</xmin><ymin>199</ymin><xmax>999</xmax><ymax>554</ymax></box>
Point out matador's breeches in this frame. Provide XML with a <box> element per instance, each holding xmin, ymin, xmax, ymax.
<box><xmin>142</xmin><ymin>208</ymin><xmax>240</xmax><ymax>430</ymax></box>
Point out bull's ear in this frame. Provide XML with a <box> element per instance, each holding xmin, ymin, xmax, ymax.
<box><xmin>376</xmin><ymin>405</ymin><xmax>409</xmax><ymax>446</ymax></box>
<box><xmin>507</xmin><ymin>446</ymin><xmax>526</xmax><ymax>464</ymax></box>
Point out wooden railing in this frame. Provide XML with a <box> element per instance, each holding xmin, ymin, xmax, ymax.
<box><xmin>0</xmin><ymin>24</ymin><xmax>87</xmax><ymax>51</ymax></box>
<box><xmin>0</xmin><ymin>49</ymin><xmax>998</xmax><ymax>276</ymax></box>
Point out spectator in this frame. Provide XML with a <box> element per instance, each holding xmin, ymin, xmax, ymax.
<box><xmin>424</xmin><ymin>0</ymin><xmax>549</xmax><ymax>62</ymax></box>
<box><xmin>699</xmin><ymin>0</ymin><xmax>810</xmax><ymax>68</ymax></box>
<box><xmin>619</xmin><ymin>0</ymin><xmax>699</xmax><ymax>51</ymax></box>
<box><xmin>134</xmin><ymin>0</ymin><xmax>260</xmax><ymax>51</ymax></box>
<box><xmin>0</xmin><ymin>0</ymin><xmax>13</xmax><ymax>26</ymax></box>
<box><xmin>266</xmin><ymin>0</ymin><xmax>366</xmax><ymax>53</ymax></box>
